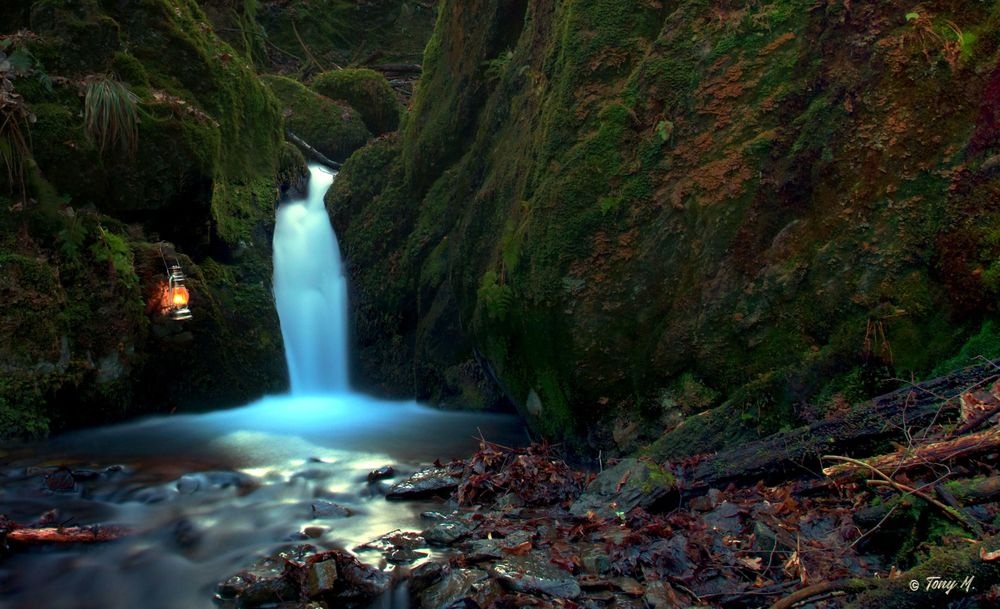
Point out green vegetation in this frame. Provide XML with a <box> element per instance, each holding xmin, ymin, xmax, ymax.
<box><xmin>83</xmin><ymin>77</ymin><xmax>139</xmax><ymax>155</ymax></box>
<box><xmin>263</xmin><ymin>74</ymin><xmax>371</xmax><ymax>162</ymax></box>
<box><xmin>311</xmin><ymin>69</ymin><xmax>401</xmax><ymax>135</ymax></box>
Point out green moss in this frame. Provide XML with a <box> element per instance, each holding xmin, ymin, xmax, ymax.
<box><xmin>211</xmin><ymin>176</ymin><xmax>276</xmax><ymax>244</ymax></box>
<box><xmin>263</xmin><ymin>74</ymin><xmax>371</xmax><ymax>162</ymax></box>
<box><xmin>311</xmin><ymin>68</ymin><xmax>402</xmax><ymax>135</ymax></box>
<box><xmin>932</xmin><ymin>320</ymin><xmax>1000</xmax><ymax>375</ymax></box>
<box><xmin>0</xmin><ymin>377</ymin><xmax>49</xmax><ymax>440</ymax></box>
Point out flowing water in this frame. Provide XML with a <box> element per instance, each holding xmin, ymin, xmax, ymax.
<box><xmin>0</xmin><ymin>165</ymin><xmax>525</xmax><ymax>609</ymax></box>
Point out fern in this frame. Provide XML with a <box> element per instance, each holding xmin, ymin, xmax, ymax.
<box><xmin>478</xmin><ymin>271</ymin><xmax>514</xmax><ymax>321</ymax></box>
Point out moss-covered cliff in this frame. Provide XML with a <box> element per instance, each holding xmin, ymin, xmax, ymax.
<box><xmin>329</xmin><ymin>0</ymin><xmax>1000</xmax><ymax>449</ymax></box>
<box><xmin>0</xmin><ymin>0</ymin><xmax>299</xmax><ymax>437</ymax></box>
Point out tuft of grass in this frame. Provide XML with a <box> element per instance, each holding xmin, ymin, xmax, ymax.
<box><xmin>84</xmin><ymin>76</ymin><xmax>140</xmax><ymax>155</ymax></box>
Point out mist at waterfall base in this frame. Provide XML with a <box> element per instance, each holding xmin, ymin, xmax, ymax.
<box><xmin>0</xmin><ymin>165</ymin><xmax>525</xmax><ymax>609</ymax></box>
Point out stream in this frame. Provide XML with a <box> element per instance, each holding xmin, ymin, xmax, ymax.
<box><xmin>0</xmin><ymin>165</ymin><xmax>526</xmax><ymax>609</ymax></box>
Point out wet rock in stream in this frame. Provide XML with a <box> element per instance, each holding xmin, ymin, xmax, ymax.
<box><xmin>217</xmin><ymin>544</ymin><xmax>390</xmax><ymax>609</ymax></box>
<box><xmin>385</xmin><ymin>465</ymin><xmax>463</xmax><ymax>500</ymax></box>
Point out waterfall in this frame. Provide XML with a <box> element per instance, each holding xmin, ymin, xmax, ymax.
<box><xmin>272</xmin><ymin>165</ymin><xmax>350</xmax><ymax>394</ymax></box>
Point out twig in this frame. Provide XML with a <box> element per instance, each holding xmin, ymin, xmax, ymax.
<box><xmin>215</xmin><ymin>27</ymin><xmax>304</xmax><ymax>63</ymax></box>
<box><xmin>769</xmin><ymin>578</ymin><xmax>872</xmax><ymax>609</ymax></box>
<box><xmin>824</xmin><ymin>455</ymin><xmax>983</xmax><ymax>536</ymax></box>
<box><xmin>291</xmin><ymin>20</ymin><xmax>338</xmax><ymax>72</ymax></box>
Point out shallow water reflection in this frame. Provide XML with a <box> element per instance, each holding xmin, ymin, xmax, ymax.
<box><xmin>0</xmin><ymin>396</ymin><xmax>525</xmax><ymax>609</ymax></box>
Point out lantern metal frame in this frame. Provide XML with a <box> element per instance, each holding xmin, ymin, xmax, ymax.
<box><xmin>168</xmin><ymin>265</ymin><xmax>192</xmax><ymax>321</ymax></box>
<box><xmin>159</xmin><ymin>245</ymin><xmax>193</xmax><ymax>321</ymax></box>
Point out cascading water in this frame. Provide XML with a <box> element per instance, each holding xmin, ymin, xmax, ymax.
<box><xmin>272</xmin><ymin>165</ymin><xmax>350</xmax><ymax>394</ymax></box>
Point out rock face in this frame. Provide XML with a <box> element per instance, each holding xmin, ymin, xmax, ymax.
<box><xmin>0</xmin><ymin>0</ymin><xmax>290</xmax><ymax>437</ymax></box>
<box><xmin>327</xmin><ymin>0</ymin><xmax>1000</xmax><ymax>447</ymax></box>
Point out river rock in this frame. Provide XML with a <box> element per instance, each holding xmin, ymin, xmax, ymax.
<box><xmin>460</xmin><ymin>538</ymin><xmax>502</xmax><ymax>562</ymax></box>
<box><xmin>569</xmin><ymin>459</ymin><xmax>673</xmax><ymax>519</ymax></box>
<box><xmin>311</xmin><ymin>500</ymin><xmax>352</xmax><ymax>519</ymax></box>
<box><xmin>418</xmin><ymin>568</ymin><xmax>489</xmax><ymax>609</ymax></box>
<box><xmin>422</xmin><ymin>519</ymin><xmax>473</xmax><ymax>546</ymax></box>
<box><xmin>410</xmin><ymin>561</ymin><xmax>448</xmax><ymax>594</ymax></box>
<box><xmin>44</xmin><ymin>467</ymin><xmax>75</xmax><ymax>492</ymax></box>
<box><xmin>386</xmin><ymin>466</ymin><xmax>462</xmax><ymax>500</ymax></box>
<box><xmin>367</xmin><ymin>465</ymin><xmax>395</xmax><ymax>483</ymax></box>
<box><xmin>304</xmin><ymin>559</ymin><xmax>338</xmax><ymax>598</ymax></box>
<box><xmin>491</xmin><ymin>553</ymin><xmax>581</xmax><ymax>598</ymax></box>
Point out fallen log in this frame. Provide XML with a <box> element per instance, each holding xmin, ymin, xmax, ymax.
<box><xmin>845</xmin><ymin>535</ymin><xmax>1000</xmax><ymax>609</ymax></box>
<box><xmin>677</xmin><ymin>361</ymin><xmax>1000</xmax><ymax>494</ymax></box>
<box><xmin>944</xmin><ymin>475</ymin><xmax>1000</xmax><ymax>506</ymax></box>
<box><xmin>5</xmin><ymin>524</ymin><xmax>129</xmax><ymax>544</ymax></box>
<box><xmin>286</xmin><ymin>131</ymin><xmax>342</xmax><ymax>170</ymax></box>
<box><xmin>822</xmin><ymin>426</ymin><xmax>1000</xmax><ymax>478</ymax></box>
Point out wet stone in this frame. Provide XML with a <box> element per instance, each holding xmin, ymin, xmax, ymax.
<box><xmin>386</xmin><ymin>547</ymin><xmax>428</xmax><ymax>563</ymax></box>
<box><xmin>703</xmin><ymin>501</ymin><xmax>745</xmax><ymax>536</ymax></box>
<box><xmin>304</xmin><ymin>559</ymin><xmax>338</xmax><ymax>598</ymax></box>
<box><xmin>235</xmin><ymin>576</ymin><xmax>298</xmax><ymax>608</ymax></box>
<box><xmin>460</xmin><ymin>538</ymin><xmax>502</xmax><ymax>562</ymax></box>
<box><xmin>386</xmin><ymin>466</ymin><xmax>462</xmax><ymax>500</ymax></box>
<box><xmin>44</xmin><ymin>468</ymin><xmax>76</xmax><ymax>492</ymax></box>
<box><xmin>610</xmin><ymin>577</ymin><xmax>644</xmax><ymax>597</ymax></box>
<box><xmin>311</xmin><ymin>500</ymin><xmax>352</xmax><ymax>519</ymax></box>
<box><xmin>581</xmin><ymin>546</ymin><xmax>611</xmax><ymax>575</ymax></box>
<box><xmin>409</xmin><ymin>561</ymin><xmax>447</xmax><ymax>594</ymax></box>
<box><xmin>418</xmin><ymin>568</ymin><xmax>488</xmax><ymax>609</ymax></box>
<box><xmin>217</xmin><ymin>572</ymin><xmax>256</xmax><ymax>600</ymax></box>
<box><xmin>367</xmin><ymin>465</ymin><xmax>394</xmax><ymax>483</ymax></box>
<box><xmin>569</xmin><ymin>459</ymin><xmax>672</xmax><ymax>519</ymax></box>
<box><xmin>177</xmin><ymin>475</ymin><xmax>201</xmax><ymax>494</ymax></box>
<box><xmin>645</xmin><ymin>535</ymin><xmax>693</xmax><ymax>579</ymax></box>
<box><xmin>420</xmin><ymin>511</ymin><xmax>453</xmax><ymax>521</ymax></box>
<box><xmin>422</xmin><ymin>520</ymin><xmax>473</xmax><ymax>546</ymax></box>
<box><xmin>491</xmin><ymin>553</ymin><xmax>581</xmax><ymax>599</ymax></box>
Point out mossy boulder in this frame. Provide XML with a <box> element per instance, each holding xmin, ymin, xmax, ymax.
<box><xmin>312</xmin><ymin>68</ymin><xmax>402</xmax><ymax>135</ymax></box>
<box><xmin>263</xmin><ymin>74</ymin><xmax>371</xmax><ymax>163</ymax></box>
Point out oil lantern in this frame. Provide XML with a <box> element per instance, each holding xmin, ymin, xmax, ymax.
<box><xmin>168</xmin><ymin>265</ymin><xmax>192</xmax><ymax>321</ymax></box>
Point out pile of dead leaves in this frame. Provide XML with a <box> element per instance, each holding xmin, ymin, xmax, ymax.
<box><xmin>455</xmin><ymin>441</ymin><xmax>592</xmax><ymax>507</ymax></box>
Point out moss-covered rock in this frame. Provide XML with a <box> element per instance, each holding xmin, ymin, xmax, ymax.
<box><xmin>262</xmin><ymin>74</ymin><xmax>371</xmax><ymax>162</ymax></box>
<box><xmin>0</xmin><ymin>0</ymin><xmax>290</xmax><ymax>438</ymax></box>
<box><xmin>312</xmin><ymin>68</ymin><xmax>401</xmax><ymax>135</ymax></box>
<box><xmin>329</xmin><ymin>0</ymin><xmax>1000</xmax><ymax>449</ymax></box>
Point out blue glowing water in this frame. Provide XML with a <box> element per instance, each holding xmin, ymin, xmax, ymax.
<box><xmin>273</xmin><ymin>165</ymin><xmax>350</xmax><ymax>394</ymax></box>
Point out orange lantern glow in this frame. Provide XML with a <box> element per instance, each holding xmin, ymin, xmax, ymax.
<box><xmin>167</xmin><ymin>264</ymin><xmax>193</xmax><ymax>321</ymax></box>
<box><xmin>171</xmin><ymin>286</ymin><xmax>190</xmax><ymax>307</ymax></box>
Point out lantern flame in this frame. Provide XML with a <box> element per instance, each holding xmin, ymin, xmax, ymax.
<box><xmin>172</xmin><ymin>287</ymin><xmax>190</xmax><ymax>307</ymax></box>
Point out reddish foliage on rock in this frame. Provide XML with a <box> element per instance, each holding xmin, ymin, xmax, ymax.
<box><xmin>456</xmin><ymin>441</ymin><xmax>589</xmax><ymax>507</ymax></box>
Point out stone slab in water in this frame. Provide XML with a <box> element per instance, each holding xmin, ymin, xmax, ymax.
<box><xmin>385</xmin><ymin>465</ymin><xmax>462</xmax><ymax>500</ymax></box>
